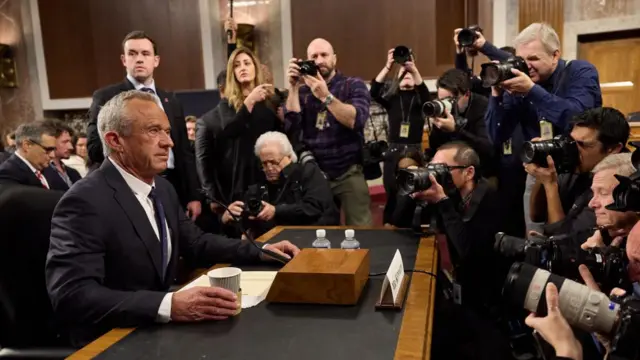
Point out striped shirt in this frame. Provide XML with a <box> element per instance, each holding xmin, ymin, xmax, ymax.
<box><xmin>285</xmin><ymin>72</ymin><xmax>371</xmax><ymax>179</ymax></box>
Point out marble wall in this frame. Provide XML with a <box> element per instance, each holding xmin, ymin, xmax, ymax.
<box><xmin>0</xmin><ymin>0</ymin><xmax>41</xmax><ymax>141</ymax></box>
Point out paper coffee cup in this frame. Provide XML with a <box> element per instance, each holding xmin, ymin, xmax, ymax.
<box><xmin>208</xmin><ymin>267</ymin><xmax>242</xmax><ymax>314</ymax></box>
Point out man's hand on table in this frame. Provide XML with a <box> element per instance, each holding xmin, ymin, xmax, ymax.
<box><xmin>171</xmin><ymin>287</ymin><xmax>239</xmax><ymax>322</ymax></box>
<box><xmin>261</xmin><ymin>240</ymin><xmax>301</xmax><ymax>261</ymax></box>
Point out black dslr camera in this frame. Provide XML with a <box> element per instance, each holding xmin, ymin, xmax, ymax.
<box><xmin>480</xmin><ymin>56</ymin><xmax>529</xmax><ymax>86</ymax></box>
<box><xmin>607</xmin><ymin>142</ymin><xmax>640</xmax><ymax>212</ymax></box>
<box><xmin>362</xmin><ymin>140</ymin><xmax>389</xmax><ymax>165</ymax></box>
<box><xmin>495</xmin><ymin>232</ymin><xmax>629</xmax><ymax>292</ymax></box>
<box><xmin>296</xmin><ymin>60</ymin><xmax>318</xmax><ymax>76</ymax></box>
<box><xmin>396</xmin><ymin>163</ymin><xmax>453</xmax><ymax>196</ymax></box>
<box><xmin>520</xmin><ymin>135</ymin><xmax>580</xmax><ymax>174</ymax></box>
<box><xmin>243</xmin><ymin>184</ymin><xmax>268</xmax><ymax>217</ymax></box>
<box><xmin>457</xmin><ymin>25</ymin><xmax>483</xmax><ymax>47</ymax></box>
<box><xmin>392</xmin><ymin>45</ymin><xmax>412</xmax><ymax>64</ymax></box>
<box><xmin>504</xmin><ymin>262</ymin><xmax>640</xmax><ymax>360</ymax></box>
<box><xmin>422</xmin><ymin>97</ymin><xmax>468</xmax><ymax>129</ymax></box>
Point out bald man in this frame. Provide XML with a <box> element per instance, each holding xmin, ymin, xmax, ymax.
<box><xmin>284</xmin><ymin>38</ymin><xmax>372</xmax><ymax>226</ymax></box>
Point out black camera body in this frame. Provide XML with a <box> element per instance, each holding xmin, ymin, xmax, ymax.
<box><xmin>495</xmin><ymin>232</ymin><xmax>629</xmax><ymax>292</ymax></box>
<box><xmin>362</xmin><ymin>140</ymin><xmax>389</xmax><ymax>165</ymax></box>
<box><xmin>520</xmin><ymin>135</ymin><xmax>579</xmax><ymax>174</ymax></box>
<box><xmin>393</xmin><ymin>45</ymin><xmax>412</xmax><ymax>64</ymax></box>
<box><xmin>422</xmin><ymin>97</ymin><xmax>468</xmax><ymax>130</ymax></box>
<box><xmin>457</xmin><ymin>25</ymin><xmax>483</xmax><ymax>47</ymax></box>
<box><xmin>396</xmin><ymin>163</ymin><xmax>453</xmax><ymax>196</ymax></box>
<box><xmin>607</xmin><ymin>144</ymin><xmax>640</xmax><ymax>213</ymax></box>
<box><xmin>296</xmin><ymin>60</ymin><xmax>318</xmax><ymax>77</ymax></box>
<box><xmin>243</xmin><ymin>184</ymin><xmax>269</xmax><ymax>217</ymax></box>
<box><xmin>480</xmin><ymin>56</ymin><xmax>529</xmax><ymax>86</ymax></box>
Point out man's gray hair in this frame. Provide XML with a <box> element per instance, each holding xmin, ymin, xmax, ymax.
<box><xmin>14</xmin><ymin>121</ymin><xmax>55</xmax><ymax>145</ymax></box>
<box><xmin>98</xmin><ymin>90</ymin><xmax>158</xmax><ymax>157</ymax></box>
<box><xmin>592</xmin><ymin>153</ymin><xmax>637</xmax><ymax>177</ymax></box>
<box><xmin>254</xmin><ymin>131</ymin><xmax>298</xmax><ymax>163</ymax></box>
<box><xmin>514</xmin><ymin>22</ymin><xmax>561</xmax><ymax>55</ymax></box>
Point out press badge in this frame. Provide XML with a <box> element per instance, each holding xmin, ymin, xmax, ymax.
<box><xmin>539</xmin><ymin>119</ymin><xmax>553</xmax><ymax>140</ymax></box>
<box><xmin>400</xmin><ymin>123</ymin><xmax>410</xmax><ymax>138</ymax></box>
<box><xmin>315</xmin><ymin>111</ymin><xmax>327</xmax><ymax>130</ymax></box>
<box><xmin>452</xmin><ymin>282</ymin><xmax>462</xmax><ymax>305</ymax></box>
<box><xmin>503</xmin><ymin>138</ymin><xmax>513</xmax><ymax>155</ymax></box>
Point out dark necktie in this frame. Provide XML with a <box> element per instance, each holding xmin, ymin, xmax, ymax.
<box><xmin>148</xmin><ymin>187</ymin><xmax>168</xmax><ymax>280</ymax></box>
<box><xmin>140</xmin><ymin>87</ymin><xmax>156</xmax><ymax>95</ymax></box>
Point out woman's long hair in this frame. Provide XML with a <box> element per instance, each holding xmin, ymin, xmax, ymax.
<box><xmin>224</xmin><ymin>47</ymin><xmax>267</xmax><ymax>112</ymax></box>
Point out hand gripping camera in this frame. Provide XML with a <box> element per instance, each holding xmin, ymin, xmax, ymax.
<box><xmin>480</xmin><ymin>56</ymin><xmax>529</xmax><ymax>86</ymax></box>
<box><xmin>520</xmin><ymin>135</ymin><xmax>580</xmax><ymax>174</ymax></box>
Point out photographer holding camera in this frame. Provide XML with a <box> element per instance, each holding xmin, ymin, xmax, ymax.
<box><xmin>427</xmin><ymin>68</ymin><xmax>495</xmax><ymax>179</ymax></box>
<box><xmin>527</xmin><ymin>108</ymin><xmax>629</xmax><ymax>239</ymax></box>
<box><xmin>285</xmin><ymin>38</ymin><xmax>372</xmax><ymax>226</ymax></box>
<box><xmin>369</xmin><ymin>48</ymin><xmax>429</xmax><ymax>225</ymax></box>
<box><xmin>452</xmin><ymin>25</ymin><xmax>516</xmax><ymax>97</ymax></box>
<box><xmin>220</xmin><ymin>132</ymin><xmax>339</xmax><ymax>239</ymax></box>
<box><xmin>394</xmin><ymin>141</ymin><xmax>513</xmax><ymax>359</ymax></box>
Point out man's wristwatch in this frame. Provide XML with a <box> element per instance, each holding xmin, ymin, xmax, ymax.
<box><xmin>323</xmin><ymin>94</ymin><xmax>334</xmax><ymax>106</ymax></box>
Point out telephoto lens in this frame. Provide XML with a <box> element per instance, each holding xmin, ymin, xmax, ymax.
<box><xmin>520</xmin><ymin>136</ymin><xmax>579</xmax><ymax>174</ymax></box>
<box><xmin>396</xmin><ymin>168</ymin><xmax>433</xmax><ymax>196</ymax></box>
<box><xmin>503</xmin><ymin>262</ymin><xmax>621</xmax><ymax>335</ymax></box>
<box><xmin>480</xmin><ymin>56</ymin><xmax>529</xmax><ymax>86</ymax></box>
<box><xmin>422</xmin><ymin>98</ymin><xmax>454</xmax><ymax>118</ymax></box>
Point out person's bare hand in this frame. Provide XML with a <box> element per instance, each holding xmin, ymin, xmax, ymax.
<box><xmin>171</xmin><ymin>286</ymin><xmax>238</xmax><ymax>322</ymax></box>
<box><xmin>261</xmin><ymin>240</ymin><xmax>300</xmax><ymax>261</ymax></box>
<box><xmin>244</xmin><ymin>84</ymin><xmax>273</xmax><ymax>108</ymax></box>
<box><xmin>385</xmin><ymin>48</ymin><xmax>394</xmax><ymax>69</ymax></box>
<box><xmin>222</xmin><ymin>201</ymin><xmax>244</xmax><ymax>224</ymax></box>
<box><xmin>525</xmin><ymin>283</ymin><xmax>582</xmax><ymax>360</ymax></box>
<box><xmin>287</xmin><ymin>58</ymin><xmax>301</xmax><ymax>87</ymax></box>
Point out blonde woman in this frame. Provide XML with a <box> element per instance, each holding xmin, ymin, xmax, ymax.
<box><xmin>196</xmin><ymin>48</ymin><xmax>286</xmax><ymax>213</ymax></box>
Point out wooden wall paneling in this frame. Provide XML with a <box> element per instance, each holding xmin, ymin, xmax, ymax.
<box><xmin>518</xmin><ymin>0</ymin><xmax>564</xmax><ymax>44</ymax></box>
<box><xmin>291</xmin><ymin>0</ymin><xmax>476</xmax><ymax>80</ymax></box>
<box><xmin>38</xmin><ymin>0</ymin><xmax>204</xmax><ymax>100</ymax></box>
<box><xmin>578</xmin><ymin>36</ymin><xmax>640</xmax><ymax>116</ymax></box>
<box><xmin>38</xmin><ymin>0</ymin><xmax>97</xmax><ymax>99</ymax></box>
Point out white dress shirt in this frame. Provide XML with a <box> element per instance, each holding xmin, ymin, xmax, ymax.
<box><xmin>14</xmin><ymin>151</ymin><xmax>50</xmax><ymax>189</ymax></box>
<box><xmin>126</xmin><ymin>74</ymin><xmax>175</xmax><ymax>169</ymax></box>
<box><xmin>109</xmin><ymin>158</ymin><xmax>174</xmax><ymax>322</ymax></box>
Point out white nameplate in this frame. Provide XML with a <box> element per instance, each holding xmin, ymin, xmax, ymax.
<box><xmin>379</xmin><ymin>249</ymin><xmax>405</xmax><ymax>304</ymax></box>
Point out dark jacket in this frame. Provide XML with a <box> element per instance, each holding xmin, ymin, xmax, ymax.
<box><xmin>86</xmin><ymin>79</ymin><xmax>200</xmax><ymax>205</ymax></box>
<box><xmin>0</xmin><ymin>153</ymin><xmax>45</xmax><ymax>188</ymax></box>
<box><xmin>42</xmin><ymin>164</ymin><xmax>82</xmax><ymax>191</ymax></box>
<box><xmin>393</xmin><ymin>179</ymin><xmax>508</xmax><ymax>311</ymax></box>
<box><xmin>225</xmin><ymin>162</ymin><xmax>340</xmax><ymax>238</ymax></box>
<box><xmin>195</xmin><ymin>98</ymin><xmax>284</xmax><ymax>205</ymax></box>
<box><xmin>45</xmin><ymin>160</ymin><xmax>261</xmax><ymax>347</ymax></box>
<box><xmin>428</xmin><ymin>93</ymin><xmax>496</xmax><ymax>177</ymax></box>
<box><xmin>369</xmin><ymin>80</ymin><xmax>431</xmax><ymax>145</ymax></box>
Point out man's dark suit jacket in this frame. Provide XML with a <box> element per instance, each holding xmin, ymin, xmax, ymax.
<box><xmin>42</xmin><ymin>164</ymin><xmax>82</xmax><ymax>191</ymax></box>
<box><xmin>86</xmin><ymin>79</ymin><xmax>200</xmax><ymax>206</ymax></box>
<box><xmin>45</xmin><ymin>160</ymin><xmax>262</xmax><ymax>347</ymax></box>
<box><xmin>0</xmin><ymin>153</ymin><xmax>46</xmax><ymax>188</ymax></box>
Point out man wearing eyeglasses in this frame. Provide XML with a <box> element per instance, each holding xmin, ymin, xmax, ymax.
<box><xmin>221</xmin><ymin>131</ymin><xmax>338</xmax><ymax>239</ymax></box>
<box><xmin>392</xmin><ymin>141</ymin><xmax>513</xmax><ymax>359</ymax></box>
<box><xmin>0</xmin><ymin>121</ymin><xmax>58</xmax><ymax>189</ymax></box>
<box><xmin>527</xmin><ymin>107</ymin><xmax>629</xmax><ymax>239</ymax></box>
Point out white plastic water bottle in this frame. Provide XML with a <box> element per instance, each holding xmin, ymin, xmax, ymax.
<box><xmin>340</xmin><ymin>229</ymin><xmax>360</xmax><ymax>249</ymax></box>
<box><xmin>312</xmin><ymin>229</ymin><xmax>331</xmax><ymax>249</ymax></box>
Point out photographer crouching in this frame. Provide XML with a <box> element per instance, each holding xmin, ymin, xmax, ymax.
<box><xmin>369</xmin><ymin>47</ymin><xmax>430</xmax><ymax>225</ymax></box>
<box><xmin>526</xmin><ymin>107</ymin><xmax>629</xmax><ymax>241</ymax></box>
<box><xmin>220</xmin><ymin>132</ymin><xmax>339</xmax><ymax>239</ymax></box>
<box><xmin>393</xmin><ymin>141</ymin><xmax>513</xmax><ymax>359</ymax></box>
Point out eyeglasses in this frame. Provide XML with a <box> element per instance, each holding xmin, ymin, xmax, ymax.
<box><xmin>261</xmin><ymin>157</ymin><xmax>285</xmax><ymax>169</ymax></box>
<box><xmin>29</xmin><ymin>140</ymin><xmax>56</xmax><ymax>153</ymax></box>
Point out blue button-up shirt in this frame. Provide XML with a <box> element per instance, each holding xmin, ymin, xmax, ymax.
<box><xmin>285</xmin><ymin>72</ymin><xmax>371</xmax><ymax>179</ymax></box>
<box><xmin>484</xmin><ymin>44</ymin><xmax>602</xmax><ymax>145</ymax></box>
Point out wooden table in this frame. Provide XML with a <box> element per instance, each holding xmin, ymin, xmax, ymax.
<box><xmin>67</xmin><ymin>226</ymin><xmax>438</xmax><ymax>360</ymax></box>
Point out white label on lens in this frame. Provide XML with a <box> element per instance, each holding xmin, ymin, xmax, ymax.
<box><xmin>596</xmin><ymin>254</ymin><xmax>602</xmax><ymax>263</ymax></box>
